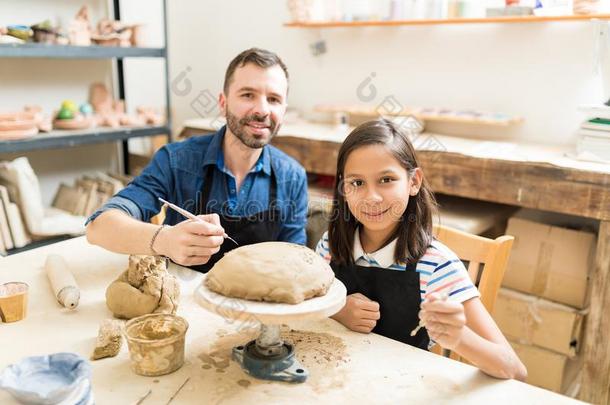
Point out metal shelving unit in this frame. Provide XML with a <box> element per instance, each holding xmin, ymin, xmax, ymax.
<box><xmin>0</xmin><ymin>0</ymin><xmax>171</xmax><ymax>165</ymax></box>
<box><xmin>1</xmin><ymin>0</ymin><xmax>170</xmax><ymax>255</ymax></box>
<box><xmin>0</xmin><ymin>125</ymin><xmax>169</xmax><ymax>153</ymax></box>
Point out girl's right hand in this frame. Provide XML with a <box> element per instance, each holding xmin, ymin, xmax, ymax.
<box><xmin>153</xmin><ymin>214</ymin><xmax>225</xmax><ymax>266</ymax></box>
<box><xmin>332</xmin><ymin>293</ymin><xmax>380</xmax><ymax>333</ymax></box>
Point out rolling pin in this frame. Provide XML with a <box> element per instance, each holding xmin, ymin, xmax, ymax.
<box><xmin>45</xmin><ymin>254</ymin><xmax>80</xmax><ymax>309</ymax></box>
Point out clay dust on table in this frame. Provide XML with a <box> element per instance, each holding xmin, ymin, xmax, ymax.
<box><xmin>197</xmin><ymin>325</ymin><xmax>350</xmax><ymax>391</ymax></box>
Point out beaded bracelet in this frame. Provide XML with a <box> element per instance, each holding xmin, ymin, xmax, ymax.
<box><xmin>149</xmin><ymin>224</ymin><xmax>167</xmax><ymax>256</ymax></box>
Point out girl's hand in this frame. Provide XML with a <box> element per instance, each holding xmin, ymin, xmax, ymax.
<box><xmin>420</xmin><ymin>293</ymin><xmax>466</xmax><ymax>351</ymax></box>
<box><xmin>332</xmin><ymin>293</ymin><xmax>380</xmax><ymax>334</ymax></box>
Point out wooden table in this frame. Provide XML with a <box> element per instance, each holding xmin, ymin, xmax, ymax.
<box><xmin>181</xmin><ymin>119</ymin><xmax>610</xmax><ymax>404</ymax></box>
<box><xmin>0</xmin><ymin>238</ymin><xmax>581</xmax><ymax>404</ymax></box>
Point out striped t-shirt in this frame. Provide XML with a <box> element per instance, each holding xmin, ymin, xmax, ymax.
<box><xmin>315</xmin><ymin>230</ymin><xmax>480</xmax><ymax>304</ymax></box>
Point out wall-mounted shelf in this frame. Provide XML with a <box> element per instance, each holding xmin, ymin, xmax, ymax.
<box><xmin>284</xmin><ymin>14</ymin><xmax>610</xmax><ymax>28</ymax></box>
<box><xmin>0</xmin><ymin>43</ymin><xmax>166</xmax><ymax>59</ymax></box>
<box><xmin>0</xmin><ymin>125</ymin><xmax>170</xmax><ymax>153</ymax></box>
<box><xmin>315</xmin><ymin>104</ymin><xmax>523</xmax><ymax>127</ymax></box>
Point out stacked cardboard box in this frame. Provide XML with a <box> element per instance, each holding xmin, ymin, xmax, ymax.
<box><xmin>493</xmin><ymin>288</ymin><xmax>586</xmax><ymax>393</ymax></box>
<box><xmin>493</xmin><ymin>212</ymin><xmax>596</xmax><ymax>395</ymax></box>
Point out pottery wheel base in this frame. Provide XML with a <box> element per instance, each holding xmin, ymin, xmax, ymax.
<box><xmin>231</xmin><ymin>324</ymin><xmax>308</xmax><ymax>383</ymax></box>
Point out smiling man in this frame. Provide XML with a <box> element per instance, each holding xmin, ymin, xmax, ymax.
<box><xmin>86</xmin><ymin>48</ymin><xmax>308</xmax><ymax>272</ymax></box>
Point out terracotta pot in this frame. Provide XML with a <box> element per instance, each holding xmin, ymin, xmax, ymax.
<box><xmin>91</xmin><ymin>35</ymin><xmax>121</xmax><ymax>47</ymax></box>
<box><xmin>0</xmin><ymin>112</ymin><xmax>38</xmax><ymax>134</ymax></box>
<box><xmin>574</xmin><ymin>0</ymin><xmax>600</xmax><ymax>14</ymax></box>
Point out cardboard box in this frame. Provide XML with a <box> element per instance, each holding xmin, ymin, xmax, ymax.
<box><xmin>493</xmin><ymin>288</ymin><xmax>586</xmax><ymax>357</ymax></box>
<box><xmin>511</xmin><ymin>341</ymin><xmax>581</xmax><ymax>394</ymax></box>
<box><xmin>435</xmin><ymin>194</ymin><xmax>516</xmax><ymax>236</ymax></box>
<box><xmin>502</xmin><ymin>216</ymin><xmax>596</xmax><ymax>308</ymax></box>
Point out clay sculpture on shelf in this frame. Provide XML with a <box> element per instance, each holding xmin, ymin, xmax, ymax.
<box><xmin>0</xmin><ymin>112</ymin><xmax>38</xmax><ymax>140</ymax></box>
<box><xmin>25</xmin><ymin>106</ymin><xmax>52</xmax><ymax>132</ymax></box>
<box><xmin>106</xmin><ymin>255</ymin><xmax>180</xmax><ymax>320</ymax></box>
<box><xmin>92</xmin><ymin>19</ymin><xmax>133</xmax><ymax>47</ymax></box>
<box><xmin>68</xmin><ymin>6</ymin><xmax>92</xmax><ymax>46</ymax></box>
<box><xmin>6</xmin><ymin>25</ymin><xmax>32</xmax><ymax>41</ymax></box>
<box><xmin>90</xmin><ymin>83</ymin><xmax>123</xmax><ymax>127</ymax></box>
<box><xmin>0</xmin><ymin>26</ymin><xmax>21</xmax><ymax>44</ymax></box>
<box><xmin>53</xmin><ymin>100</ymin><xmax>95</xmax><ymax>130</ymax></box>
<box><xmin>136</xmin><ymin>106</ymin><xmax>165</xmax><ymax>126</ymax></box>
<box><xmin>89</xmin><ymin>83</ymin><xmax>164</xmax><ymax>127</ymax></box>
<box><xmin>31</xmin><ymin>20</ymin><xmax>60</xmax><ymax>44</ymax></box>
<box><xmin>0</xmin><ymin>106</ymin><xmax>51</xmax><ymax>140</ymax></box>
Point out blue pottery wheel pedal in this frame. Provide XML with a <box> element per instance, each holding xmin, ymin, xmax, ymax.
<box><xmin>195</xmin><ymin>273</ymin><xmax>347</xmax><ymax>384</ymax></box>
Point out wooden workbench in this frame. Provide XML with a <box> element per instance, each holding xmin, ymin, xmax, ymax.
<box><xmin>0</xmin><ymin>237</ymin><xmax>582</xmax><ymax>404</ymax></box>
<box><xmin>181</xmin><ymin>119</ymin><xmax>610</xmax><ymax>404</ymax></box>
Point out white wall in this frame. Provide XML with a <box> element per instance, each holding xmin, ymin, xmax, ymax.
<box><xmin>2</xmin><ymin>0</ymin><xmax>608</xmax><ymax>206</ymax></box>
<box><xmin>168</xmin><ymin>0</ymin><xmax>608</xmax><ymax>145</ymax></box>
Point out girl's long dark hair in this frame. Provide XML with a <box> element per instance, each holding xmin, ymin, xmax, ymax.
<box><xmin>328</xmin><ymin>118</ymin><xmax>437</xmax><ymax>266</ymax></box>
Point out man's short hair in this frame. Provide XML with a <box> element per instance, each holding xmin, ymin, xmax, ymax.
<box><xmin>223</xmin><ymin>48</ymin><xmax>289</xmax><ymax>93</ymax></box>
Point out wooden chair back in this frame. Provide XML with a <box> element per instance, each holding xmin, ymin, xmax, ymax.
<box><xmin>430</xmin><ymin>224</ymin><xmax>514</xmax><ymax>362</ymax></box>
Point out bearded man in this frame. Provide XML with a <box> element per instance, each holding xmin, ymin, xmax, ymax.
<box><xmin>86</xmin><ymin>48</ymin><xmax>307</xmax><ymax>272</ymax></box>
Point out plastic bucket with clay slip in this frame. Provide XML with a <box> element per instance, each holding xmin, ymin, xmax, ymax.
<box><xmin>124</xmin><ymin>313</ymin><xmax>188</xmax><ymax>376</ymax></box>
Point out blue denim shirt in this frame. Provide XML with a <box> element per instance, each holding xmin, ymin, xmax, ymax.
<box><xmin>87</xmin><ymin>126</ymin><xmax>308</xmax><ymax>244</ymax></box>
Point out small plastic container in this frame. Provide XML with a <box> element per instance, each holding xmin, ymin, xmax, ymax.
<box><xmin>0</xmin><ymin>282</ymin><xmax>29</xmax><ymax>323</ymax></box>
<box><xmin>124</xmin><ymin>313</ymin><xmax>188</xmax><ymax>376</ymax></box>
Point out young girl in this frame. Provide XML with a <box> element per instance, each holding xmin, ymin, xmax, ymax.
<box><xmin>316</xmin><ymin>118</ymin><xmax>527</xmax><ymax>380</ymax></box>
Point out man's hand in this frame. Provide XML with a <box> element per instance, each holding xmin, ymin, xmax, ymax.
<box><xmin>419</xmin><ymin>293</ymin><xmax>466</xmax><ymax>350</ymax></box>
<box><xmin>332</xmin><ymin>292</ymin><xmax>380</xmax><ymax>334</ymax></box>
<box><xmin>153</xmin><ymin>213</ymin><xmax>225</xmax><ymax>266</ymax></box>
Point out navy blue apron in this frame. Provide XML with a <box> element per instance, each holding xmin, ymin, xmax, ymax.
<box><xmin>190</xmin><ymin>160</ymin><xmax>282</xmax><ymax>273</ymax></box>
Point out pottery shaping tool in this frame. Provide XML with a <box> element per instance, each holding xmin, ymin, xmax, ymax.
<box><xmin>410</xmin><ymin>292</ymin><xmax>449</xmax><ymax>337</ymax></box>
<box><xmin>45</xmin><ymin>254</ymin><xmax>80</xmax><ymax>309</ymax></box>
<box><xmin>158</xmin><ymin>197</ymin><xmax>239</xmax><ymax>246</ymax></box>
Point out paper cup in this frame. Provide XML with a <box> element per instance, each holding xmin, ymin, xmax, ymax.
<box><xmin>0</xmin><ymin>282</ymin><xmax>28</xmax><ymax>323</ymax></box>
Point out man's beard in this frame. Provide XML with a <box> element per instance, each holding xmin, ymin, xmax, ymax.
<box><xmin>225</xmin><ymin>108</ymin><xmax>280</xmax><ymax>149</ymax></box>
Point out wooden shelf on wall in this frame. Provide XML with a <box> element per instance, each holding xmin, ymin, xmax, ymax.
<box><xmin>284</xmin><ymin>14</ymin><xmax>610</xmax><ymax>28</ymax></box>
<box><xmin>315</xmin><ymin>104</ymin><xmax>523</xmax><ymax>127</ymax></box>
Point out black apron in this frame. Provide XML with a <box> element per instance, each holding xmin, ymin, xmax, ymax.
<box><xmin>331</xmin><ymin>260</ymin><xmax>430</xmax><ymax>350</ymax></box>
<box><xmin>190</xmin><ymin>160</ymin><xmax>282</xmax><ymax>273</ymax></box>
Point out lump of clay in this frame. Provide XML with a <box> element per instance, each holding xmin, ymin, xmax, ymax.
<box><xmin>92</xmin><ymin>319</ymin><xmax>122</xmax><ymax>360</ymax></box>
<box><xmin>205</xmin><ymin>242</ymin><xmax>335</xmax><ymax>304</ymax></box>
<box><xmin>106</xmin><ymin>255</ymin><xmax>180</xmax><ymax>319</ymax></box>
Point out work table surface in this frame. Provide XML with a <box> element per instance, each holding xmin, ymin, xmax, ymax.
<box><xmin>0</xmin><ymin>237</ymin><xmax>582</xmax><ymax>404</ymax></box>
